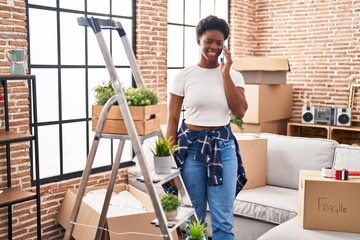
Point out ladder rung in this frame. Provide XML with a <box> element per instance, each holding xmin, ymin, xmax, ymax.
<box><xmin>151</xmin><ymin>206</ymin><xmax>196</xmax><ymax>229</ymax></box>
<box><xmin>101</xmin><ymin>130</ymin><xmax>161</xmax><ymax>141</ymax></box>
<box><xmin>78</xmin><ymin>17</ymin><xmax>123</xmax><ymax>31</ymax></box>
<box><xmin>136</xmin><ymin>168</ymin><xmax>181</xmax><ymax>186</ymax></box>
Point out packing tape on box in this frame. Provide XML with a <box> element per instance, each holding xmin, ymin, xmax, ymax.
<box><xmin>322</xmin><ymin>167</ymin><xmax>360</xmax><ymax>180</ymax></box>
<box><xmin>321</xmin><ymin>167</ymin><xmax>335</xmax><ymax>178</ymax></box>
<box><xmin>335</xmin><ymin>169</ymin><xmax>349</xmax><ymax>180</ymax></box>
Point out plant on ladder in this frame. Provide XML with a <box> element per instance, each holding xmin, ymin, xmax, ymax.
<box><xmin>151</xmin><ymin>136</ymin><xmax>178</xmax><ymax>174</ymax></box>
<box><xmin>160</xmin><ymin>193</ymin><xmax>182</xmax><ymax>221</ymax></box>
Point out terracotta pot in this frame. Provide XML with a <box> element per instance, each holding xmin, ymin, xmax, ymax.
<box><xmin>165</xmin><ymin>209</ymin><xmax>178</xmax><ymax>221</ymax></box>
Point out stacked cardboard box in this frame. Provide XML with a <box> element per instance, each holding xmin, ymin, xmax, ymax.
<box><xmin>233</xmin><ymin>57</ymin><xmax>292</xmax><ymax>135</ymax></box>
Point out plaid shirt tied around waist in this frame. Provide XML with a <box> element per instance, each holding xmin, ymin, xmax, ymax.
<box><xmin>174</xmin><ymin>120</ymin><xmax>247</xmax><ymax>197</ymax></box>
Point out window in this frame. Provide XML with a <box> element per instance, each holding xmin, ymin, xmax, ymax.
<box><xmin>27</xmin><ymin>0</ymin><xmax>135</xmax><ymax>182</ymax></box>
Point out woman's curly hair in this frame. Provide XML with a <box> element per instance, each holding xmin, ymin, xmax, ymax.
<box><xmin>196</xmin><ymin>15</ymin><xmax>230</xmax><ymax>40</ymax></box>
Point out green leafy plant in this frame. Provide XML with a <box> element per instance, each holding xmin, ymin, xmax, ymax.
<box><xmin>230</xmin><ymin>112</ymin><xmax>244</xmax><ymax>131</ymax></box>
<box><xmin>124</xmin><ymin>87</ymin><xmax>158</xmax><ymax>106</ymax></box>
<box><xmin>151</xmin><ymin>137</ymin><xmax>178</xmax><ymax>157</ymax></box>
<box><xmin>160</xmin><ymin>193</ymin><xmax>181</xmax><ymax>212</ymax></box>
<box><xmin>94</xmin><ymin>80</ymin><xmax>158</xmax><ymax>106</ymax></box>
<box><xmin>187</xmin><ymin>219</ymin><xmax>207</xmax><ymax>240</ymax></box>
<box><xmin>94</xmin><ymin>81</ymin><xmax>115</xmax><ymax>105</ymax></box>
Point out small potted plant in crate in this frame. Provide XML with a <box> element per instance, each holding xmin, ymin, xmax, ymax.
<box><xmin>151</xmin><ymin>137</ymin><xmax>178</xmax><ymax>174</ymax></box>
<box><xmin>160</xmin><ymin>193</ymin><xmax>181</xmax><ymax>221</ymax></box>
<box><xmin>92</xmin><ymin>81</ymin><xmax>161</xmax><ymax>135</ymax></box>
<box><xmin>186</xmin><ymin>219</ymin><xmax>207</xmax><ymax>240</ymax></box>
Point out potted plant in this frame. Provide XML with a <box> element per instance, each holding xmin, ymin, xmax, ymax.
<box><xmin>230</xmin><ymin>112</ymin><xmax>244</xmax><ymax>133</ymax></box>
<box><xmin>160</xmin><ymin>193</ymin><xmax>181</xmax><ymax>221</ymax></box>
<box><xmin>151</xmin><ymin>137</ymin><xmax>178</xmax><ymax>174</ymax></box>
<box><xmin>92</xmin><ymin>80</ymin><xmax>162</xmax><ymax>135</ymax></box>
<box><xmin>186</xmin><ymin>219</ymin><xmax>207</xmax><ymax>240</ymax></box>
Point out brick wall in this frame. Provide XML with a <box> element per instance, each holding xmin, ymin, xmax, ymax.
<box><xmin>229</xmin><ymin>0</ymin><xmax>256</xmax><ymax>56</ymax></box>
<box><xmin>136</xmin><ymin>0</ymin><xmax>168</xmax><ymax>103</ymax></box>
<box><xmin>0</xmin><ymin>0</ymin><xmax>35</xmax><ymax>239</ymax></box>
<box><xmin>0</xmin><ymin>0</ymin><xmax>27</xmax><ymax>74</ymax></box>
<box><xmin>231</xmin><ymin>0</ymin><xmax>360</xmax><ymax>123</ymax></box>
<box><xmin>2</xmin><ymin>0</ymin><xmax>360</xmax><ymax>239</ymax></box>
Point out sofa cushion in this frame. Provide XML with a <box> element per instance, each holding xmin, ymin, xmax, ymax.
<box><xmin>333</xmin><ymin>144</ymin><xmax>360</xmax><ymax>170</ymax></box>
<box><xmin>259</xmin><ymin>133</ymin><xmax>338</xmax><ymax>189</ymax></box>
<box><xmin>234</xmin><ymin>186</ymin><xmax>298</xmax><ymax>225</ymax></box>
<box><xmin>258</xmin><ymin>216</ymin><xmax>360</xmax><ymax>240</ymax></box>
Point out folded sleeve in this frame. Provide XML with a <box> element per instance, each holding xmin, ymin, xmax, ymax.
<box><xmin>169</xmin><ymin>70</ymin><xmax>185</xmax><ymax>97</ymax></box>
<box><xmin>230</xmin><ymin>70</ymin><xmax>245</xmax><ymax>88</ymax></box>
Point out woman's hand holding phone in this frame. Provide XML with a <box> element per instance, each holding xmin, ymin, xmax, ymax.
<box><xmin>221</xmin><ymin>46</ymin><xmax>233</xmax><ymax>72</ymax></box>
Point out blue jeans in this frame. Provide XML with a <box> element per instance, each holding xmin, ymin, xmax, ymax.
<box><xmin>182</xmin><ymin>139</ymin><xmax>237</xmax><ymax>240</ymax></box>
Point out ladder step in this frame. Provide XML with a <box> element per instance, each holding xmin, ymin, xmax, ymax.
<box><xmin>136</xmin><ymin>168</ymin><xmax>181</xmax><ymax>186</ymax></box>
<box><xmin>101</xmin><ymin>130</ymin><xmax>161</xmax><ymax>141</ymax></box>
<box><xmin>151</xmin><ymin>205</ymin><xmax>196</xmax><ymax>229</ymax></box>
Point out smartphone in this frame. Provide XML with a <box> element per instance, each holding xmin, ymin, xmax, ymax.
<box><xmin>220</xmin><ymin>54</ymin><xmax>225</xmax><ymax>64</ymax></box>
<box><xmin>220</xmin><ymin>40</ymin><xmax>228</xmax><ymax>64</ymax></box>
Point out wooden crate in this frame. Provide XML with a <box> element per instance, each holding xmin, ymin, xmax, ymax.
<box><xmin>330</xmin><ymin>126</ymin><xmax>360</xmax><ymax>145</ymax></box>
<box><xmin>287</xmin><ymin>122</ymin><xmax>330</xmax><ymax>139</ymax></box>
<box><xmin>92</xmin><ymin>105</ymin><xmax>161</xmax><ymax>135</ymax></box>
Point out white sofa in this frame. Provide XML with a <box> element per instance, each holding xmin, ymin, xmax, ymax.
<box><xmin>127</xmin><ymin>133</ymin><xmax>360</xmax><ymax>240</ymax></box>
<box><xmin>225</xmin><ymin>133</ymin><xmax>360</xmax><ymax>240</ymax></box>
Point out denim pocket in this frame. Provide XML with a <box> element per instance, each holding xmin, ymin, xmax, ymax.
<box><xmin>219</xmin><ymin>139</ymin><xmax>235</xmax><ymax>150</ymax></box>
<box><xmin>218</xmin><ymin>139</ymin><xmax>237</xmax><ymax>163</ymax></box>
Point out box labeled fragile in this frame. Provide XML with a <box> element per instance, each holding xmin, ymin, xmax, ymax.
<box><xmin>56</xmin><ymin>184</ymin><xmax>178</xmax><ymax>240</ymax></box>
<box><xmin>92</xmin><ymin>104</ymin><xmax>162</xmax><ymax>135</ymax></box>
<box><xmin>299</xmin><ymin>170</ymin><xmax>360</xmax><ymax>233</ymax></box>
<box><xmin>234</xmin><ymin>134</ymin><xmax>267</xmax><ymax>190</ymax></box>
<box><xmin>233</xmin><ymin>57</ymin><xmax>290</xmax><ymax>84</ymax></box>
<box><xmin>243</xmin><ymin>84</ymin><xmax>293</xmax><ymax>124</ymax></box>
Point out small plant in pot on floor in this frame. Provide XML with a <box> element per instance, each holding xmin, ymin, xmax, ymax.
<box><xmin>186</xmin><ymin>219</ymin><xmax>207</xmax><ymax>240</ymax></box>
<box><xmin>160</xmin><ymin>193</ymin><xmax>181</xmax><ymax>221</ymax></box>
<box><xmin>151</xmin><ymin>137</ymin><xmax>178</xmax><ymax>174</ymax></box>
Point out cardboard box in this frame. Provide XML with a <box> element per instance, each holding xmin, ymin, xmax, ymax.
<box><xmin>237</xmin><ymin>119</ymin><xmax>289</xmax><ymax>135</ymax></box>
<box><xmin>299</xmin><ymin>170</ymin><xmax>360</xmax><ymax>233</ymax></box>
<box><xmin>56</xmin><ymin>184</ymin><xmax>178</xmax><ymax>240</ymax></box>
<box><xmin>243</xmin><ymin>84</ymin><xmax>293</xmax><ymax>124</ymax></box>
<box><xmin>234</xmin><ymin>134</ymin><xmax>267</xmax><ymax>190</ymax></box>
<box><xmin>233</xmin><ymin>57</ymin><xmax>290</xmax><ymax>84</ymax></box>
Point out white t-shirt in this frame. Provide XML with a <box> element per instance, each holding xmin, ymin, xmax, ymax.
<box><xmin>170</xmin><ymin>65</ymin><xmax>245</xmax><ymax>126</ymax></box>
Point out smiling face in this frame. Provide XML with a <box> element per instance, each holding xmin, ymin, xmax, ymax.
<box><xmin>197</xmin><ymin>29</ymin><xmax>225</xmax><ymax>68</ymax></box>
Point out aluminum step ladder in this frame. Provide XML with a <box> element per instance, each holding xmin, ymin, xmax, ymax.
<box><xmin>63</xmin><ymin>17</ymin><xmax>196</xmax><ymax>240</ymax></box>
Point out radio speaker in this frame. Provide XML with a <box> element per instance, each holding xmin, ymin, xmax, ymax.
<box><xmin>302</xmin><ymin>106</ymin><xmax>315</xmax><ymax>124</ymax></box>
<box><xmin>336</xmin><ymin>108</ymin><xmax>351</xmax><ymax>127</ymax></box>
